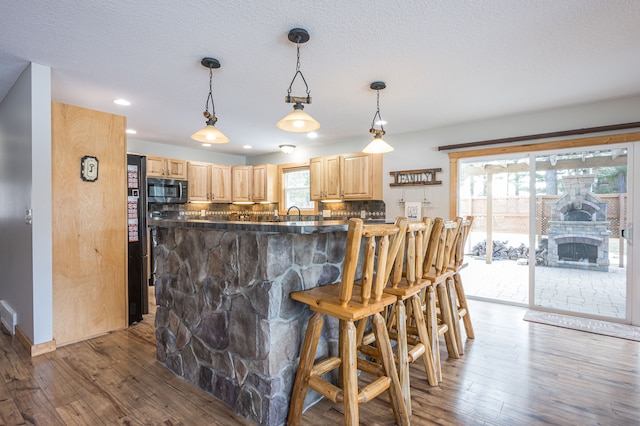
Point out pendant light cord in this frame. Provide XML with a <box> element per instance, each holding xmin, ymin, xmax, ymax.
<box><xmin>370</xmin><ymin>89</ymin><xmax>385</xmax><ymax>132</ymax></box>
<box><xmin>204</xmin><ymin>66</ymin><xmax>216</xmax><ymax>117</ymax></box>
<box><xmin>286</xmin><ymin>39</ymin><xmax>311</xmax><ymax>98</ymax></box>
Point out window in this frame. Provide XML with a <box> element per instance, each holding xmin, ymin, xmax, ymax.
<box><xmin>279</xmin><ymin>163</ymin><xmax>315</xmax><ymax>214</ymax></box>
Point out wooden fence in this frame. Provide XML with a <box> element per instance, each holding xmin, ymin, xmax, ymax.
<box><xmin>459</xmin><ymin>194</ymin><xmax>627</xmax><ymax>238</ymax></box>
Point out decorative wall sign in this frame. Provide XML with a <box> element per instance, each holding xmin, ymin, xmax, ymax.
<box><xmin>81</xmin><ymin>155</ymin><xmax>99</xmax><ymax>182</ymax></box>
<box><xmin>390</xmin><ymin>168</ymin><xmax>441</xmax><ymax>187</ymax></box>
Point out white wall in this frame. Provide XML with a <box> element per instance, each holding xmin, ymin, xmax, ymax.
<box><xmin>127</xmin><ymin>139</ymin><xmax>246</xmax><ymax>166</ymax></box>
<box><xmin>0</xmin><ymin>63</ymin><xmax>53</xmax><ymax>344</ymax></box>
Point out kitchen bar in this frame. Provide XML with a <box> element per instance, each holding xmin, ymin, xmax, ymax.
<box><xmin>151</xmin><ymin>218</ymin><xmax>351</xmax><ymax>425</ymax></box>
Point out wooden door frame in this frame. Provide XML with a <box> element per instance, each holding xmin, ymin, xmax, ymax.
<box><xmin>448</xmin><ymin>131</ymin><xmax>640</xmax><ymax>217</ymax></box>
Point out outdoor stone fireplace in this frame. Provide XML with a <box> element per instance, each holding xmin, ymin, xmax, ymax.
<box><xmin>546</xmin><ymin>175</ymin><xmax>611</xmax><ymax>272</ymax></box>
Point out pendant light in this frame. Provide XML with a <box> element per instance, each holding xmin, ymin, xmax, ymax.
<box><xmin>362</xmin><ymin>81</ymin><xmax>394</xmax><ymax>154</ymax></box>
<box><xmin>276</xmin><ymin>28</ymin><xmax>320</xmax><ymax>133</ymax></box>
<box><xmin>191</xmin><ymin>57</ymin><xmax>229</xmax><ymax>144</ymax></box>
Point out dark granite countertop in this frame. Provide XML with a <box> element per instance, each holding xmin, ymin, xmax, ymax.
<box><xmin>149</xmin><ymin>217</ymin><xmax>351</xmax><ymax>234</ymax></box>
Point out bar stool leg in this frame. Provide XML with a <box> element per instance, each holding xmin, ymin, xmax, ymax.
<box><xmin>454</xmin><ymin>273</ymin><xmax>475</xmax><ymax>339</ymax></box>
<box><xmin>372</xmin><ymin>312</ymin><xmax>410</xmax><ymax>426</ymax></box>
<box><xmin>287</xmin><ymin>312</ymin><xmax>324</xmax><ymax>426</ymax></box>
<box><xmin>447</xmin><ymin>277</ymin><xmax>464</xmax><ymax>355</ymax></box>
<box><xmin>394</xmin><ymin>300</ymin><xmax>411</xmax><ymax>416</ymax></box>
<box><xmin>410</xmin><ymin>294</ymin><xmax>438</xmax><ymax>386</ymax></box>
<box><xmin>436</xmin><ymin>282</ymin><xmax>460</xmax><ymax>359</ymax></box>
<box><xmin>424</xmin><ymin>286</ymin><xmax>441</xmax><ymax>382</ymax></box>
<box><xmin>341</xmin><ymin>320</ymin><xmax>358</xmax><ymax>426</ymax></box>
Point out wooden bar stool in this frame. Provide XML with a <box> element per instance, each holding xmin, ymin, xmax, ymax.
<box><xmin>375</xmin><ymin>218</ymin><xmax>439</xmax><ymax>415</ymax></box>
<box><xmin>287</xmin><ymin>218</ymin><xmax>409</xmax><ymax>426</ymax></box>
<box><xmin>447</xmin><ymin>216</ymin><xmax>475</xmax><ymax>354</ymax></box>
<box><xmin>421</xmin><ymin>217</ymin><xmax>461</xmax><ymax>382</ymax></box>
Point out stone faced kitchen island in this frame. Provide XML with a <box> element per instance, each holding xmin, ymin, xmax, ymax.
<box><xmin>151</xmin><ymin>219</ymin><xmax>350</xmax><ymax>425</ymax></box>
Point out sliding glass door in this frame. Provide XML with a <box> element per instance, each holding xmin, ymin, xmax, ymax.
<box><xmin>458</xmin><ymin>144</ymin><xmax>633</xmax><ymax>322</ymax></box>
<box><xmin>458</xmin><ymin>155</ymin><xmax>531</xmax><ymax>305</ymax></box>
<box><xmin>531</xmin><ymin>146</ymin><xmax>630</xmax><ymax>320</ymax></box>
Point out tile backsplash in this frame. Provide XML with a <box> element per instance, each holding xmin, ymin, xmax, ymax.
<box><xmin>149</xmin><ymin>200</ymin><xmax>386</xmax><ymax>222</ymax></box>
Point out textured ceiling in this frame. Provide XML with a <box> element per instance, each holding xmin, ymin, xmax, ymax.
<box><xmin>2</xmin><ymin>0</ymin><xmax>640</xmax><ymax>156</ymax></box>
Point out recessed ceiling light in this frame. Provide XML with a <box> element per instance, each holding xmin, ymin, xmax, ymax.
<box><xmin>125</xmin><ymin>129</ymin><xmax>137</xmax><ymax>134</ymax></box>
<box><xmin>243</xmin><ymin>145</ymin><xmax>252</xmax><ymax>149</ymax></box>
<box><xmin>307</xmin><ymin>132</ymin><xmax>318</xmax><ymax>139</ymax></box>
<box><xmin>202</xmin><ymin>143</ymin><xmax>212</xmax><ymax>147</ymax></box>
<box><xmin>113</xmin><ymin>99</ymin><xmax>131</xmax><ymax>106</ymax></box>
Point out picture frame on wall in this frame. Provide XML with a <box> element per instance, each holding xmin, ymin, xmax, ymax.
<box><xmin>404</xmin><ymin>201</ymin><xmax>422</xmax><ymax>221</ymax></box>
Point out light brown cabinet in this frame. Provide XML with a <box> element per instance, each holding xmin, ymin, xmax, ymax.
<box><xmin>147</xmin><ymin>155</ymin><xmax>187</xmax><ymax>179</ymax></box>
<box><xmin>187</xmin><ymin>161</ymin><xmax>231</xmax><ymax>202</ymax></box>
<box><xmin>187</xmin><ymin>161</ymin><xmax>210</xmax><ymax>202</ymax></box>
<box><xmin>310</xmin><ymin>155</ymin><xmax>340</xmax><ymax>201</ymax></box>
<box><xmin>210</xmin><ymin>163</ymin><xmax>232</xmax><ymax>202</ymax></box>
<box><xmin>252</xmin><ymin>164</ymin><xmax>278</xmax><ymax>203</ymax></box>
<box><xmin>231</xmin><ymin>164</ymin><xmax>278</xmax><ymax>203</ymax></box>
<box><xmin>232</xmin><ymin>166</ymin><xmax>253</xmax><ymax>202</ymax></box>
<box><xmin>310</xmin><ymin>153</ymin><xmax>382</xmax><ymax>200</ymax></box>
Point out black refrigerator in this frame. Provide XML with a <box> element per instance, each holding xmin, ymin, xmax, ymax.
<box><xmin>127</xmin><ymin>154</ymin><xmax>149</xmax><ymax>324</ymax></box>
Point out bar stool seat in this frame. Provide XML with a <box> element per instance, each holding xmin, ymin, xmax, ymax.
<box><xmin>287</xmin><ymin>218</ymin><xmax>409</xmax><ymax>426</ymax></box>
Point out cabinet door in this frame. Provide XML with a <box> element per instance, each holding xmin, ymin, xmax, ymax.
<box><xmin>147</xmin><ymin>156</ymin><xmax>166</xmax><ymax>177</ymax></box>
<box><xmin>324</xmin><ymin>155</ymin><xmax>341</xmax><ymax>199</ymax></box>
<box><xmin>252</xmin><ymin>164</ymin><xmax>268</xmax><ymax>202</ymax></box>
<box><xmin>166</xmin><ymin>158</ymin><xmax>187</xmax><ymax>179</ymax></box>
<box><xmin>232</xmin><ymin>166</ymin><xmax>253</xmax><ymax>202</ymax></box>
<box><xmin>252</xmin><ymin>164</ymin><xmax>277</xmax><ymax>203</ymax></box>
<box><xmin>340</xmin><ymin>153</ymin><xmax>382</xmax><ymax>199</ymax></box>
<box><xmin>211</xmin><ymin>164</ymin><xmax>231</xmax><ymax>202</ymax></box>
<box><xmin>187</xmin><ymin>161</ymin><xmax>210</xmax><ymax>202</ymax></box>
<box><xmin>309</xmin><ymin>157</ymin><xmax>324</xmax><ymax>201</ymax></box>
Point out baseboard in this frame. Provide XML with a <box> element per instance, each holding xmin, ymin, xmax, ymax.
<box><xmin>15</xmin><ymin>325</ymin><xmax>57</xmax><ymax>357</ymax></box>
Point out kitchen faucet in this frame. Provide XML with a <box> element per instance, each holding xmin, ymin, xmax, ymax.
<box><xmin>286</xmin><ymin>205</ymin><xmax>302</xmax><ymax>221</ymax></box>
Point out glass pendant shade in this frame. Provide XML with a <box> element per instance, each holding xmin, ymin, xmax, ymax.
<box><xmin>277</xmin><ymin>105</ymin><xmax>320</xmax><ymax>132</ymax></box>
<box><xmin>363</xmin><ymin>134</ymin><xmax>394</xmax><ymax>154</ymax></box>
<box><xmin>191</xmin><ymin>120</ymin><xmax>229</xmax><ymax>143</ymax></box>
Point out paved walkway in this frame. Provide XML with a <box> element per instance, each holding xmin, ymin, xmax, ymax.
<box><xmin>460</xmin><ymin>257</ymin><xmax>627</xmax><ymax>319</ymax></box>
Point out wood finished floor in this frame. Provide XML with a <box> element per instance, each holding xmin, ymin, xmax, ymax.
<box><xmin>1</xmin><ymin>298</ymin><xmax>639</xmax><ymax>425</ymax></box>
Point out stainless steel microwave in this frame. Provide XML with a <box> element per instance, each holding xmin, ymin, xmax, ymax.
<box><xmin>147</xmin><ymin>178</ymin><xmax>188</xmax><ymax>204</ymax></box>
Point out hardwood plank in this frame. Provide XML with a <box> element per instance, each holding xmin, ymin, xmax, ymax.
<box><xmin>2</xmin><ymin>296</ymin><xmax>640</xmax><ymax>425</ymax></box>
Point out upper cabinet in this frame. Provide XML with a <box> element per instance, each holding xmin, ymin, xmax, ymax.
<box><xmin>187</xmin><ymin>161</ymin><xmax>231</xmax><ymax>202</ymax></box>
<box><xmin>310</xmin><ymin>153</ymin><xmax>382</xmax><ymax>200</ymax></box>
<box><xmin>310</xmin><ymin>155</ymin><xmax>340</xmax><ymax>200</ymax></box>
<box><xmin>231</xmin><ymin>166</ymin><xmax>253</xmax><ymax>203</ymax></box>
<box><xmin>210</xmin><ymin>163</ymin><xmax>232</xmax><ymax>202</ymax></box>
<box><xmin>252</xmin><ymin>164</ymin><xmax>278</xmax><ymax>203</ymax></box>
<box><xmin>231</xmin><ymin>164</ymin><xmax>279</xmax><ymax>203</ymax></box>
<box><xmin>340</xmin><ymin>152</ymin><xmax>382</xmax><ymax>200</ymax></box>
<box><xmin>147</xmin><ymin>156</ymin><xmax>187</xmax><ymax>179</ymax></box>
